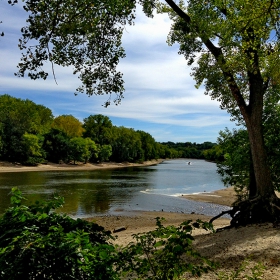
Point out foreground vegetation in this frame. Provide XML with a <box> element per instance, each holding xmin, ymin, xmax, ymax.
<box><xmin>0</xmin><ymin>94</ymin><xmax>216</xmax><ymax>166</ymax></box>
<box><xmin>0</xmin><ymin>189</ymin><xmax>268</xmax><ymax>280</ymax></box>
<box><xmin>0</xmin><ymin>188</ymin><xmax>215</xmax><ymax>280</ymax></box>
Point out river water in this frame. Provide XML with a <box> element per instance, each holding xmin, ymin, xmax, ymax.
<box><xmin>0</xmin><ymin>159</ymin><xmax>231</xmax><ymax>217</ymax></box>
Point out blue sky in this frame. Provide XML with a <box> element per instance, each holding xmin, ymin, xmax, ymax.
<box><xmin>0</xmin><ymin>2</ymin><xmax>236</xmax><ymax>143</ymax></box>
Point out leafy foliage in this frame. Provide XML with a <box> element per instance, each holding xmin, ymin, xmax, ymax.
<box><xmin>21</xmin><ymin>133</ymin><xmax>45</xmax><ymax>165</ymax></box>
<box><xmin>217</xmin><ymin>259</ymin><xmax>265</xmax><ymax>280</ymax></box>
<box><xmin>42</xmin><ymin>128</ymin><xmax>71</xmax><ymax>163</ymax></box>
<box><xmin>110</xmin><ymin>126</ymin><xmax>143</xmax><ymax>162</ymax></box>
<box><xmin>13</xmin><ymin>0</ymin><xmax>137</xmax><ymax>105</ymax></box>
<box><xmin>0</xmin><ymin>94</ymin><xmax>53</xmax><ymax>162</ymax></box>
<box><xmin>69</xmin><ymin>137</ymin><xmax>98</xmax><ymax>164</ymax></box>
<box><xmin>0</xmin><ymin>189</ymin><xmax>217</xmax><ymax>280</ymax></box>
<box><xmin>52</xmin><ymin>115</ymin><xmax>85</xmax><ymax>138</ymax></box>
<box><xmin>97</xmin><ymin>144</ymin><xmax>113</xmax><ymax>162</ymax></box>
<box><xmin>83</xmin><ymin>114</ymin><xmax>113</xmax><ymax>145</ymax></box>
<box><xmin>118</xmin><ymin>217</ymin><xmax>215</xmax><ymax>280</ymax></box>
<box><xmin>216</xmin><ymin>102</ymin><xmax>280</xmax><ymax>199</ymax></box>
<box><xmin>0</xmin><ymin>95</ymin><xmax>215</xmax><ymax>164</ymax></box>
<box><xmin>0</xmin><ymin>188</ymin><xmax>118</xmax><ymax>280</ymax></box>
<box><xmin>216</xmin><ymin>128</ymin><xmax>251</xmax><ymax>200</ymax></box>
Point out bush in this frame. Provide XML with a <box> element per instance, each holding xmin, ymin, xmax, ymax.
<box><xmin>0</xmin><ymin>188</ymin><xmax>118</xmax><ymax>280</ymax></box>
<box><xmin>0</xmin><ymin>189</ymin><xmax>216</xmax><ymax>280</ymax></box>
<box><xmin>118</xmin><ymin>218</ymin><xmax>216</xmax><ymax>280</ymax></box>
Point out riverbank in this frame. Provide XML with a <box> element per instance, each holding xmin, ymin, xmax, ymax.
<box><xmin>91</xmin><ymin>213</ymin><xmax>279</xmax><ymax>279</ymax></box>
<box><xmin>182</xmin><ymin>186</ymin><xmax>237</xmax><ymax>206</ymax></box>
<box><xmin>88</xmin><ymin>187</ymin><xmax>235</xmax><ymax>246</ymax></box>
<box><xmin>88</xmin><ymin>187</ymin><xmax>280</xmax><ymax>279</ymax></box>
<box><xmin>0</xmin><ymin>159</ymin><xmax>164</xmax><ymax>173</ymax></box>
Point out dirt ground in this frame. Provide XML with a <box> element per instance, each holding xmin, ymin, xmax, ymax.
<box><xmin>89</xmin><ymin>187</ymin><xmax>280</xmax><ymax>280</ymax></box>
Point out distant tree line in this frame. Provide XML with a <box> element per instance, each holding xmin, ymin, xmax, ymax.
<box><xmin>0</xmin><ymin>95</ymin><xmax>216</xmax><ymax>165</ymax></box>
<box><xmin>160</xmin><ymin>141</ymin><xmax>217</xmax><ymax>159</ymax></box>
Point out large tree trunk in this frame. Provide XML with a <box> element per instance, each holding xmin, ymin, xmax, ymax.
<box><xmin>243</xmin><ymin>75</ymin><xmax>276</xmax><ymax>199</ymax></box>
<box><xmin>245</xmin><ymin>114</ymin><xmax>275</xmax><ymax>198</ymax></box>
<box><xmin>226</xmin><ymin>79</ymin><xmax>280</xmax><ymax>226</ymax></box>
<box><xmin>211</xmin><ymin>78</ymin><xmax>280</xmax><ymax>227</ymax></box>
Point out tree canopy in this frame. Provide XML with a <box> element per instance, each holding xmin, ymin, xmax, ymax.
<box><xmin>52</xmin><ymin>115</ymin><xmax>84</xmax><ymax>138</ymax></box>
<box><xmin>0</xmin><ymin>95</ymin><xmax>213</xmax><ymax>164</ymax></box>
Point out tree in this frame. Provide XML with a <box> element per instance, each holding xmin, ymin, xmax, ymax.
<box><xmin>6</xmin><ymin>0</ymin><xmax>135</xmax><ymax>106</ymax></box>
<box><xmin>21</xmin><ymin>133</ymin><xmax>45</xmax><ymax>165</ymax></box>
<box><xmin>0</xmin><ymin>94</ymin><xmax>53</xmax><ymax>162</ymax></box>
<box><xmin>69</xmin><ymin>137</ymin><xmax>98</xmax><ymax>164</ymax></box>
<box><xmin>83</xmin><ymin>114</ymin><xmax>113</xmax><ymax>145</ymax></box>
<box><xmin>52</xmin><ymin>115</ymin><xmax>84</xmax><ymax>138</ymax></box>
<box><xmin>97</xmin><ymin>144</ymin><xmax>113</xmax><ymax>162</ymax></box>
<box><xmin>110</xmin><ymin>126</ymin><xmax>143</xmax><ymax>162</ymax></box>
<box><xmin>217</xmin><ymin>104</ymin><xmax>280</xmax><ymax>200</ymax></box>
<box><xmin>42</xmin><ymin>128</ymin><xmax>71</xmax><ymax>163</ymax></box>
<box><xmin>6</xmin><ymin>1</ymin><xmax>280</xmax><ymax>224</ymax></box>
<box><xmin>137</xmin><ymin>130</ymin><xmax>158</xmax><ymax>160</ymax></box>
<box><xmin>156</xmin><ymin>0</ymin><xmax>280</xmax><ymax>225</ymax></box>
<box><xmin>216</xmin><ymin>128</ymin><xmax>252</xmax><ymax>201</ymax></box>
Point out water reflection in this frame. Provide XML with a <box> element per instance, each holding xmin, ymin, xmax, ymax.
<box><xmin>0</xmin><ymin>159</ymin><xmax>229</xmax><ymax>217</ymax></box>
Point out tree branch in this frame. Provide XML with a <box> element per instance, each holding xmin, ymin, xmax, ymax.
<box><xmin>164</xmin><ymin>0</ymin><xmax>248</xmax><ymax>115</ymax></box>
<box><xmin>165</xmin><ymin>0</ymin><xmax>191</xmax><ymax>23</ymax></box>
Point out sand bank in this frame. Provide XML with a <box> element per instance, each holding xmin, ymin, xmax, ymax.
<box><xmin>182</xmin><ymin>186</ymin><xmax>237</xmax><ymax>206</ymax></box>
<box><xmin>0</xmin><ymin>159</ymin><xmax>164</xmax><ymax>173</ymax></box>
<box><xmin>87</xmin><ymin>187</ymin><xmax>280</xmax><ymax>279</ymax></box>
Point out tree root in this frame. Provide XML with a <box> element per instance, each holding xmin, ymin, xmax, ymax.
<box><xmin>210</xmin><ymin>195</ymin><xmax>280</xmax><ymax>230</ymax></box>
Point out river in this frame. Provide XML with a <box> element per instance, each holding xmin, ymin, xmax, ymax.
<box><xmin>0</xmin><ymin>159</ymin><xmax>230</xmax><ymax>217</ymax></box>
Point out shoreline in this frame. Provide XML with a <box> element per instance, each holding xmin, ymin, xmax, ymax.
<box><xmin>0</xmin><ymin>159</ymin><xmax>164</xmax><ymax>173</ymax></box>
<box><xmin>88</xmin><ymin>192</ymin><xmax>280</xmax><ymax>279</ymax></box>
<box><xmin>182</xmin><ymin>186</ymin><xmax>237</xmax><ymax>206</ymax></box>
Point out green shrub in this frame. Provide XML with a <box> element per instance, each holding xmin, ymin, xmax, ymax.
<box><xmin>118</xmin><ymin>217</ymin><xmax>216</xmax><ymax>280</ymax></box>
<box><xmin>0</xmin><ymin>188</ymin><xmax>216</xmax><ymax>280</ymax></box>
<box><xmin>0</xmin><ymin>188</ymin><xmax>118</xmax><ymax>280</ymax></box>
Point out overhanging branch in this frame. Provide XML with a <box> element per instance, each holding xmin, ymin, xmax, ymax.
<box><xmin>164</xmin><ymin>0</ymin><xmax>248</xmax><ymax>114</ymax></box>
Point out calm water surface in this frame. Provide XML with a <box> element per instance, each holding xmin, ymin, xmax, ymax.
<box><xmin>0</xmin><ymin>159</ymin><xmax>230</xmax><ymax>217</ymax></box>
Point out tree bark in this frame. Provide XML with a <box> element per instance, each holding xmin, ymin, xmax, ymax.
<box><xmin>248</xmin><ymin>153</ymin><xmax>257</xmax><ymax>198</ymax></box>
<box><xmin>242</xmin><ymin>75</ymin><xmax>276</xmax><ymax>199</ymax></box>
<box><xmin>245</xmin><ymin>116</ymin><xmax>275</xmax><ymax>198</ymax></box>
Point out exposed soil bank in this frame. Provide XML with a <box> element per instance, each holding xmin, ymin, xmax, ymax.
<box><xmin>0</xmin><ymin>159</ymin><xmax>164</xmax><ymax>173</ymax></box>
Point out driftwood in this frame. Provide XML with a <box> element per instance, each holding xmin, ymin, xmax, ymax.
<box><xmin>113</xmin><ymin>226</ymin><xmax>127</xmax><ymax>233</ymax></box>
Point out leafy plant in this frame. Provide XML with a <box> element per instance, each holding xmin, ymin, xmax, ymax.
<box><xmin>217</xmin><ymin>258</ymin><xmax>265</xmax><ymax>280</ymax></box>
<box><xmin>118</xmin><ymin>217</ymin><xmax>216</xmax><ymax>280</ymax></box>
<box><xmin>0</xmin><ymin>188</ymin><xmax>118</xmax><ymax>280</ymax></box>
<box><xmin>0</xmin><ymin>189</ymin><xmax>217</xmax><ymax>280</ymax></box>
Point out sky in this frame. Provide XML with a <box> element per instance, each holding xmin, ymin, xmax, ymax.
<box><xmin>0</xmin><ymin>2</ymin><xmax>236</xmax><ymax>143</ymax></box>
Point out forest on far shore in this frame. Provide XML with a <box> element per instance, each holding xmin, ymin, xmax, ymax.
<box><xmin>0</xmin><ymin>94</ymin><xmax>217</xmax><ymax>166</ymax></box>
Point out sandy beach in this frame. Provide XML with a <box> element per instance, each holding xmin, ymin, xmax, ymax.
<box><xmin>0</xmin><ymin>159</ymin><xmax>164</xmax><ymax>173</ymax></box>
<box><xmin>89</xmin><ymin>189</ymin><xmax>280</xmax><ymax>279</ymax></box>
<box><xmin>88</xmin><ymin>188</ymin><xmax>280</xmax><ymax>279</ymax></box>
<box><xmin>0</xmin><ymin>160</ymin><xmax>279</xmax><ymax>278</ymax></box>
